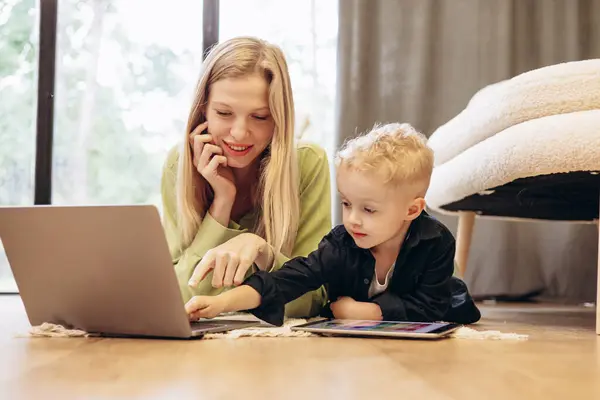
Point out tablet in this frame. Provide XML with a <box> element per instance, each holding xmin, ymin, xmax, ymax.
<box><xmin>290</xmin><ymin>319</ymin><xmax>461</xmax><ymax>339</ymax></box>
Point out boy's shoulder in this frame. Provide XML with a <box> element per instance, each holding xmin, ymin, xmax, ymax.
<box><xmin>407</xmin><ymin>211</ymin><xmax>455</xmax><ymax>255</ymax></box>
<box><xmin>416</xmin><ymin>211</ymin><xmax>455</xmax><ymax>242</ymax></box>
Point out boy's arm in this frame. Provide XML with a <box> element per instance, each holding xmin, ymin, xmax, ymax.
<box><xmin>185</xmin><ymin>285</ymin><xmax>262</xmax><ymax>320</ymax></box>
<box><xmin>330</xmin><ymin>297</ymin><xmax>383</xmax><ymax>320</ymax></box>
<box><xmin>242</xmin><ymin>233</ymin><xmax>343</xmax><ymax>326</ymax></box>
<box><xmin>370</xmin><ymin>240</ymin><xmax>455</xmax><ymax>322</ymax></box>
<box><xmin>186</xmin><ymin>230</ymin><xmax>343</xmax><ymax>326</ymax></box>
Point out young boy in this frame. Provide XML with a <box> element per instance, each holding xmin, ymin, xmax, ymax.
<box><xmin>185</xmin><ymin>123</ymin><xmax>481</xmax><ymax>326</ymax></box>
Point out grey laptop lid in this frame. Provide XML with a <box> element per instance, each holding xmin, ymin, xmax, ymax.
<box><xmin>0</xmin><ymin>205</ymin><xmax>257</xmax><ymax>338</ymax></box>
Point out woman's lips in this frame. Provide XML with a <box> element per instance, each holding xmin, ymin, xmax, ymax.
<box><xmin>223</xmin><ymin>141</ymin><xmax>253</xmax><ymax>157</ymax></box>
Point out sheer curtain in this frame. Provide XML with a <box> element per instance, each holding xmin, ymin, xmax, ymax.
<box><xmin>334</xmin><ymin>0</ymin><xmax>600</xmax><ymax>301</ymax></box>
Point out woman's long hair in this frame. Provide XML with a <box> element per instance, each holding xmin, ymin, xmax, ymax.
<box><xmin>176</xmin><ymin>37</ymin><xmax>300</xmax><ymax>259</ymax></box>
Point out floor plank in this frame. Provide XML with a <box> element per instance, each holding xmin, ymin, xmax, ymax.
<box><xmin>1</xmin><ymin>295</ymin><xmax>598</xmax><ymax>400</ymax></box>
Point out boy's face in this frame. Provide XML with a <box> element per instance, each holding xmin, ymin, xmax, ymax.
<box><xmin>336</xmin><ymin>165</ymin><xmax>425</xmax><ymax>251</ymax></box>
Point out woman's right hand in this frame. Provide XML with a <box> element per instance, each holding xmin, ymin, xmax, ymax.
<box><xmin>189</xmin><ymin>122</ymin><xmax>236</xmax><ymax>223</ymax></box>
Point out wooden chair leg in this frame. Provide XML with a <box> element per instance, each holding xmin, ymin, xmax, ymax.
<box><xmin>456</xmin><ymin>211</ymin><xmax>476</xmax><ymax>278</ymax></box>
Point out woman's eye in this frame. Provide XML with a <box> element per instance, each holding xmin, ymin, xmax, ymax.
<box><xmin>253</xmin><ymin>115</ymin><xmax>269</xmax><ymax>121</ymax></box>
<box><xmin>216</xmin><ymin>110</ymin><xmax>231</xmax><ymax>117</ymax></box>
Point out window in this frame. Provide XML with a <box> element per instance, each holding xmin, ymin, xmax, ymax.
<box><xmin>52</xmin><ymin>0</ymin><xmax>204</xmax><ymax>210</ymax></box>
<box><xmin>0</xmin><ymin>0</ymin><xmax>39</xmax><ymax>292</ymax></box>
<box><xmin>0</xmin><ymin>0</ymin><xmax>338</xmax><ymax>294</ymax></box>
<box><xmin>219</xmin><ymin>0</ymin><xmax>338</xmax><ymax>157</ymax></box>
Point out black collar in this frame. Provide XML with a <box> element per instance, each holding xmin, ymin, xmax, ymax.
<box><xmin>404</xmin><ymin>210</ymin><xmax>443</xmax><ymax>248</ymax></box>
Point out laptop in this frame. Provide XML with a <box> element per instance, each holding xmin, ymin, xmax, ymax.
<box><xmin>291</xmin><ymin>319</ymin><xmax>461</xmax><ymax>340</ymax></box>
<box><xmin>0</xmin><ymin>204</ymin><xmax>262</xmax><ymax>339</ymax></box>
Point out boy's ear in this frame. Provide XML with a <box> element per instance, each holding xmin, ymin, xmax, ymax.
<box><xmin>406</xmin><ymin>197</ymin><xmax>426</xmax><ymax>221</ymax></box>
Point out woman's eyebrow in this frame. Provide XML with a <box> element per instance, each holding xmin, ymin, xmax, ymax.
<box><xmin>211</xmin><ymin>102</ymin><xmax>269</xmax><ymax>112</ymax></box>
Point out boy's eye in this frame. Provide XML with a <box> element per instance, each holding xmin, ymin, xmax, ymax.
<box><xmin>364</xmin><ymin>207</ymin><xmax>375</xmax><ymax>214</ymax></box>
<box><xmin>341</xmin><ymin>201</ymin><xmax>350</xmax><ymax>208</ymax></box>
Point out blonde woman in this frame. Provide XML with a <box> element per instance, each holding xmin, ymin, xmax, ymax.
<box><xmin>160</xmin><ymin>37</ymin><xmax>331</xmax><ymax>318</ymax></box>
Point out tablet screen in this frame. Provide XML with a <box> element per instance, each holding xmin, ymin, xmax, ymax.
<box><xmin>305</xmin><ymin>320</ymin><xmax>450</xmax><ymax>333</ymax></box>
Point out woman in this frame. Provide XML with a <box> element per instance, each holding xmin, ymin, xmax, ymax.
<box><xmin>160</xmin><ymin>37</ymin><xmax>331</xmax><ymax>318</ymax></box>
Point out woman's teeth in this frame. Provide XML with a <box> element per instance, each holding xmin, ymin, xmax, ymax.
<box><xmin>227</xmin><ymin>143</ymin><xmax>250</xmax><ymax>151</ymax></box>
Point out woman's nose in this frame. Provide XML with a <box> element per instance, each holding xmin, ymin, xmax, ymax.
<box><xmin>230</xmin><ymin>118</ymin><xmax>249</xmax><ymax>141</ymax></box>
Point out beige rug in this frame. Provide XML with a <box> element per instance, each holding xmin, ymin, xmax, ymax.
<box><xmin>23</xmin><ymin>318</ymin><xmax>529</xmax><ymax>341</ymax></box>
<box><xmin>205</xmin><ymin>320</ymin><xmax>529</xmax><ymax>340</ymax></box>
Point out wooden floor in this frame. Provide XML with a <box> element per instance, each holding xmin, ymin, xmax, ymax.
<box><xmin>1</xmin><ymin>295</ymin><xmax>598</xmax><ymax>400</ymax></box>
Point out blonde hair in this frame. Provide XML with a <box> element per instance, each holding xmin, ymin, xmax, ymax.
<box><xmin>335</xmin><ymin>122</ymin><xmax>434</xmax><ymax>193</ymax></box>
<box><xmin>176</xmin><ymin>37</ymin><xmax>300</xmax><ymax>257</ymax></box>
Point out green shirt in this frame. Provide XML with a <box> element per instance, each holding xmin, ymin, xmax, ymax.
<box><xmin>160</xmin><ymin>142</ymin><xmax>332</xmax><ymax>318</ymax></box>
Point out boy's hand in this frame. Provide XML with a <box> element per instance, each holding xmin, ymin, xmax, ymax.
<box><xmin>330</xmin><ymin>297</ymin><xmax>383</xmax><ymax>320</ymax></box>
<box><xmin>185</xmin><ymin>295</ymin><xmax>227</xmax><ymax>320</ymax></box>
<box><xmin>330</xmin><ymin>296</ymin><xmax>357</xmax><ymax>319</ymax></box>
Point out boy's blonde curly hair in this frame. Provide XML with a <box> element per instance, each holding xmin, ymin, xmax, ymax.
<box><xmin>335</xmin><ymin>122</ymin><xmax>434</xmax><ymax>194</ymax></box>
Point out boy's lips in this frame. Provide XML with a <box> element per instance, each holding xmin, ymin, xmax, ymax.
<box><xmin>352</xmin><ymin>231</ymin><xmax>367</xmax><ymax>238</ymax></box>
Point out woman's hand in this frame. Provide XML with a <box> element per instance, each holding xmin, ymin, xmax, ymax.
<box><xmin>189</xmin><ymin>122</ymin><xmax>236</xmax><ymax>225</ymax></box>
<box><xmin>188</xmin><ymin>233</ymin><xmax>274</xmax><ymax>289</ymax></box>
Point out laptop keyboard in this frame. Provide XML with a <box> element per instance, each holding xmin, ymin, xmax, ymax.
<box><xmin>190</xmin><ymin>319</ymin><xmax>263</xmax><ymax>333</ymax></box>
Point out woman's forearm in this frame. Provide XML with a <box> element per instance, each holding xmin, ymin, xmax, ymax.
<box><xmin>208</xmin><ymin>197</ymin><xmax>233</xmax><ymax>228</ymax></box>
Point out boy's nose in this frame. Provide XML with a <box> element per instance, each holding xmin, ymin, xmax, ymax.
<box><xmin>347</xmin><ymin>212</ymin><xmax>361</xmax><ymax>226</ymax></box>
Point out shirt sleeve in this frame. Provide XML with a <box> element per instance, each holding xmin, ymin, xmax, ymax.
<box><xmin>266</xmin><ymin>143</ymin><xmax>333</xmax><ymax>318</ymax></box>
<box><xmin>371</xmin><ymin>238</ymin><xmax>455</xmax><ymax>322</ymax></box>
<box><xmin>160</xmin><ymin>147</ymin><xmax>247</xmax><ymax>303</ymax></box>
<box><xmin>242</xmin><ymin>232</ymin><xmax>342</xmax><ymax>326</ymax></box>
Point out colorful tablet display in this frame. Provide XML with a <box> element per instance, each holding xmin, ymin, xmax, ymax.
<box><xmin>304</xmin><ymin>320</ymin><xmax>449</xmax><ymax>333</ymax></box>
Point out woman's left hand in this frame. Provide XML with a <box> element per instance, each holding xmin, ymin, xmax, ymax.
<box><xmin>188</xmin><ymin>233</ymin><xmax>274</xmax><ymax>288</ymax></box>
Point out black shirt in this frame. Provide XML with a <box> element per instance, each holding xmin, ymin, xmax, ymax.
<box><xmin>243</xmin><ymin>211</ymin><xmax>481</xmax><ymax>326</ymax></box>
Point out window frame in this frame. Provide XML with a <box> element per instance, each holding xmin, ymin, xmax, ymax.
<box><xmin>0</xmin><ymin>0</ymin><xmax>220</xmax><ymax>294</ymax></box>
<box><xmin>33</xmin><ymin>0</ymin><xmax>220</xmax><ymax>204</ymax></box>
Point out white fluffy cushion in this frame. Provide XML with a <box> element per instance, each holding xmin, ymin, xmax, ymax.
<box><xmin>428</xmin><ymin>59</ymin><xmax>600</xmax><ymax>167</ymax></box>
<box><xmin>425</xmin><ymin>110</ymin><xmax>600</xmax><ymax>211</ymax></box>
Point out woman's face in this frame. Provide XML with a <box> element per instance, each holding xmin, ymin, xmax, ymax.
<box><xmin>205</xmin><ymin>74</ymin><xmax>275</xmax><ymax>170</ymax></box>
